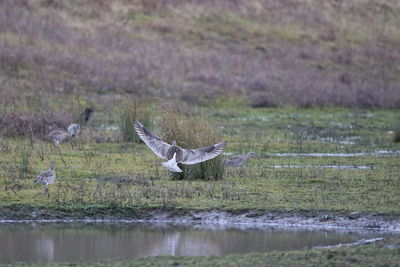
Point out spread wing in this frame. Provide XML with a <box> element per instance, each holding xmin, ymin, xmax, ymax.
<box><xmin>134</xmin><ymin>120</ymin><xmax>170</xmax><ymax>159</ymax></box>
<box><xmin>181</xmin><ymin>141</ymin><xmax>226</xmax><ymax>165</ymax></box>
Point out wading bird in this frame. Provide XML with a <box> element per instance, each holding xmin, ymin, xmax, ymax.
<box><xmin>134</xmin><ymin>120</ymin><xmax>226</xmax><ymax>172</ymax></box>
<box><xmin>224</xmin><ymin>152</ymin><xmax>255</xmax><ymax>167</ymax></box>
<box><xmin>67</xmin><ymin>123</ymin><xmax>80</xmax><ymax>137</ymax></box>
<box><xmin>47</xmin><ymin>129</ymin><xmax>72</xmax><ymax>145</ymax></box>
<box><xmin>78</xmin><ymin>108</ymin><xmax>93</xmax><ymax>124</ymax></box>
<box><xmin>47</xmin><ymin>123</ymin><xmax>80</xmax><ymax>145</ymax></box>
<box><xmin>34</xmin><ymin>162</ymin><xmax>56</xmax><ymax>197</ymax></box>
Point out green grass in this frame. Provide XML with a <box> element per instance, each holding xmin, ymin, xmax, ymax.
<box><xmin>1</xmin><ymin>107</ymin><xmax>399</xmax><ymax>214</ymax></box>
<box><xmin>119</xmin><ymin>100</ymin><xmax>153</xmax><ymax>143</ymax></box>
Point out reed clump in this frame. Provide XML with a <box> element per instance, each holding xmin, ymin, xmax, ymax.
<box><xmin>159</xmin><ymin>112</ymin><xmax>224</xmax><ymax>180</ymax></box>
<box><xmin>393</xmin><ymin>122</ymin><xmax>400</xmax><ymax>143</ymax></box>
<box><xmin>18</xmin><ymin>144</ymin><xmax>31</xmax><ymax>178</ymax></box>
<box><xmin>120</xmin><ymin>100</ymin><xmax>152</xmax><ymax>143</ymax></box>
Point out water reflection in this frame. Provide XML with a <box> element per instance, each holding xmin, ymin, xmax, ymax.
<box><xmin>0</xmin><ymin>222</ymin><xmax>378</xmax><ymax>263</ymax></box>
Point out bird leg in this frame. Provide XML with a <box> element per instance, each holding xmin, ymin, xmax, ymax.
<box><xmin>45</xmin><ymin>186</ymin><xmax>50</xmax><ymax>198</ymax></box>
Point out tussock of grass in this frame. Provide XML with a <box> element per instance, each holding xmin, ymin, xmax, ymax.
<box><xmin>393</xmin><ymin>117</ymin><xmax>400</xmax><ymax>143</ymax></box>
<box><xmin>120</xmin><ymin>99</ymin><xmax>152</xmax><ymax>143</ymax></box>
<box><xmin>18</xmin><ymin>144</ymin><xmax>31</xmax><ymax>178</ymax></box>
<box><xmin>160</xmin><ymin>112</ymin><xmax>225</xmax><ymax>180</ymax></box>
<box><xmin>394</xmin><ymin>132</ymin><xmax>400</xmax><ymax>143</ymax></box>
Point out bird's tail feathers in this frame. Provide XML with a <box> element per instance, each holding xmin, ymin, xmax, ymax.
<box><xmin>162</xmin><ymin>153</ymin><xmax>183</xmax><ymax>172</ymax></box>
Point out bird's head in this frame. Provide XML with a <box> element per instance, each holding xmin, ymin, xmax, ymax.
<box><xmin>248</xmin><ymin>152</ymin><xmax>256</xmax><ymax>158</ymax></box>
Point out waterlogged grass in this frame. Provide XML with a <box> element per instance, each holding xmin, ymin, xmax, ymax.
<box><xmin>0</xmin><ymin>107</ymin><xmax>399</xmax><ymax>215</ymax></box>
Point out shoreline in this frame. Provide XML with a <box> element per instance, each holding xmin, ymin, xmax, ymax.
<box><xmin>1</xmin><ymin>205</ymin><xmax>400</xmax><ymax>233</ymax></box>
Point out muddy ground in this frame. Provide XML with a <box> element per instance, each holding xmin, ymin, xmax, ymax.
<box><xmin>1</xmin><ymin>205</ymin><xmax>399</xmax><ymax>233</ymax></box>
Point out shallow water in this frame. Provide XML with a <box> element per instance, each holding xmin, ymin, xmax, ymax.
<box><xmin>0</xmin><ymin>222</ymin><xmax>381</xmax><ymax>263</ymax></box>
<box><xmin>268</xmin><ymin>150</ymin><xmax>400</xmax><ymax>157</ymax></box>
<box><xmin>269</xmin><ymin>165</ymin><xmax>371</xmax><ymax>170</ymax></box>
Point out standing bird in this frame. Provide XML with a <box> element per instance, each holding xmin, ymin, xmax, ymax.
<box><xmin>34</xmin><ymin>162</ymin><xmax>56</xmax><ymax>196</ymax></box>
<box><xmin>67</xmin><ymin>123</ymin><xmax>80</xmax><ymax>137</ymax></box>
<box><xmin>47</xmin><ymin>129</ymin><xmax>72</xmax><ymax>146</ymax></box>
<box><xmin>78</xmin><ymin>108</ymin><xmax>93</xmax><ymax>125</ymax></box>
<box><xmin>224</xmin><ymin>152</ymin><xmax>255</xmax><ymax>167</ymax></box>
<box><xmin>134</xmin><ymin>120</ymin><xmax>226</xmax><ymax>172</ymax></box>
<box><xmin>47</xmin><ymin>123</ymin><xmax>80</xmax><ymax>145</ymax></box>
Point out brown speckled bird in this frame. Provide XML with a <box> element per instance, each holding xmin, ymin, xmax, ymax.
<box><xmin>224</xmin><ymin>152</ymin><xmax>255</xmax><ymax>167</ymax></box>
<box><xmin>34</xmin><ymin>162</ymin><xmax>56</xmax><ymax>197</ymax></box>
<box><xmin>34</xmin><ymin>162</ymin><xmax>56</xmax><ymax>186</ymax></box>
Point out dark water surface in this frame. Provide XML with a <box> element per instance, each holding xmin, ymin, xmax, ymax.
<box><xmin>0</xmin><ymin>222</ymin><xmax>380</xmax><ymax>263</ymax></box>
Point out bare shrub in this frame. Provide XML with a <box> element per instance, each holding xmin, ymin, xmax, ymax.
<box><xmin>0</xmin><ymin>111</ymin><xmax>72</xmax><ymax>138</ymax></box>
<box><xmin>249</xmin><ymin>92</ymin><xmax>279</xmax><ymax>108</ymax></box>
<box><xmin>159</xmin><ymin>112</ymin><xmax>225</xmax><ymax>180</ymax></box>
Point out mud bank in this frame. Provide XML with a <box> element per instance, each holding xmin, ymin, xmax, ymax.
<box><xmin>145</xmin><ymin>210</ymin><xmax>400</xmax><ymax>233</ymax></box>
<box><xmin>1</xmin><ymin>205</ymin><xmax>400</xmax><ymax>233</ymax></box>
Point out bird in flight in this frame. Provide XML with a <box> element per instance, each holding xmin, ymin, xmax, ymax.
<box><xmin>134</xmin><ymin>120</ymin><xmax>226</xmax><ymax>172</ymax></box>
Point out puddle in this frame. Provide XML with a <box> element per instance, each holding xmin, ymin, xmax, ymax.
<box><xmin>268</xmin><ymin>150</ymin><xmax>400</xmax><ymax>157</ymax></box>
<box><xmin>0</xmin><ymin>222</ymin><xmax>382</xmax><ymax>263</ymax></box>
<box><xmin>329</xmin><ymin>122</ymin><xmax>353</xmax><ymax>129</ymax></box>
<box><xmin>319</xmin><ymin>137</ymin><xmax>360</xmax><ymax>145</ymax></box>
<box><xmin>100</xmin><ymin>125</ymin><xmax>119</xmax><ymax>131</ymax></box>
<box><xmin>233</xmin><ymin>116</ymin><xmax>270</xmax><ymax>122</ymax></box>
<box><xmin>269</xmin><ymin>165</ymin><xmax>372</xmax><ymax>170</ymax></box>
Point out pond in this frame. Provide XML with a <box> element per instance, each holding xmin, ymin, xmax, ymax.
<box><xmin>0</xmin><ymin>221</ymin><xmax>383</xmax><ymax>263</ymax></box>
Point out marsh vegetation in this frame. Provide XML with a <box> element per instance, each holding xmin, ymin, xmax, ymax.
<box><xmin>1</xmin><ymin>0</ymin><xmax>400</xmax><ymax>265</ymax></box>
<box><xmin>1</xmin><ymin>106</ymin><xmax>399</xmax><ymax>213</ymax></box>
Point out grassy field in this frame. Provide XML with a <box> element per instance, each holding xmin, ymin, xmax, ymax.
<box><xmin>1</xmin><ymin>0</ymin><xmax>400</xmax><ymax>265</ymax></box>
<box><xmin>1</xmin><ymin>105</ymin><xmax>399</xmax><ymax>214</ymax></box>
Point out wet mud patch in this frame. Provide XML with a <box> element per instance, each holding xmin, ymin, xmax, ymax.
<box><xmin>1</xmin><ymin>205</ymin><xmax>400</xmax><ymax>233</ymax></box>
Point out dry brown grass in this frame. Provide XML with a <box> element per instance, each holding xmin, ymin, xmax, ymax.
<box><xmin>0</xmin><ymin>0</ymin><xmax>399</xmax><ymax>108</ymax></box>
<box><xmin>0</xmin><ymin>111</ymin><xmax>72</xmax><ymax>139</ymax></box>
